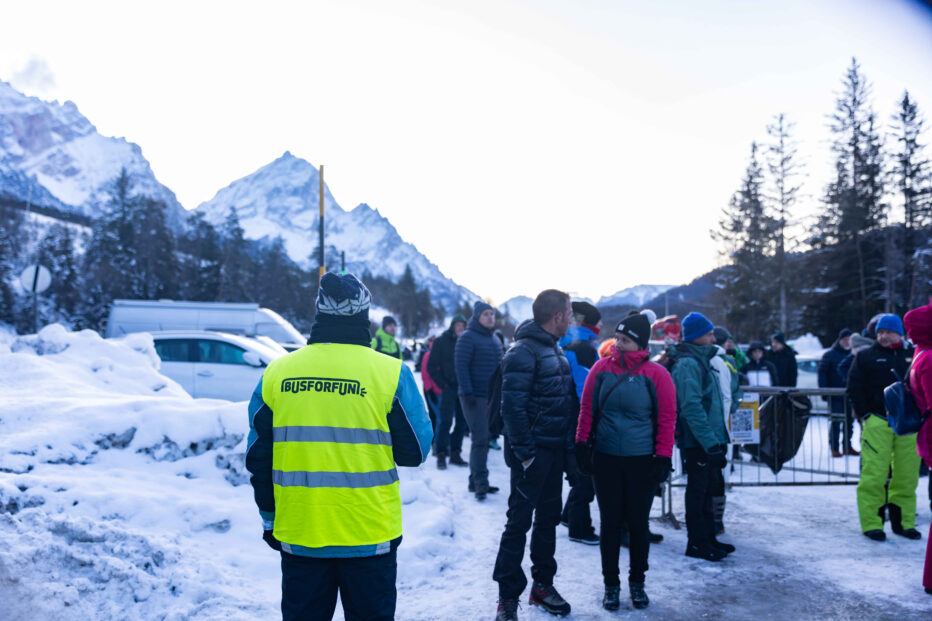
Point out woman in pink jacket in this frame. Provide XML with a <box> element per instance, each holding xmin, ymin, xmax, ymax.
<box><xmin>575</xmin><ymin>311</ymin><xmax>677</xmax><ymax>612</ymax></box>
<box><xmin>906</xmin><ymin>304</ymin><xmax>932</xmax><ymax>594</ymax></box>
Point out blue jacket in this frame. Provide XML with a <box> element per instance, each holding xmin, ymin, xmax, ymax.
<box><xmin>558</xmin><ymin>325</ymin><xmax>599</xmax><ymax>401</ymax></box>
<box><xmin>454</xmin><ymin>314</ymin><xmax>504</xmax><ymax>398</ymax></box>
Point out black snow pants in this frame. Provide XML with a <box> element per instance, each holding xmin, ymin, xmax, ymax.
<box><xmin>561</xmin><ymin>473</ymin><xmax>595</xmax><ymax>538</ymax></box>
<box><xmin>683</xmin><ymin>446</ymin><xmax>719</xmax><ymax>545</ymax></box>
<box><xmin>493</xmin><ymin>444</ymin><xmax>565</xmax><ymax>599</ymax></box>
<box><xmin>280</xmin><ymin>550</ymin><xmax>396</xmax><ymax>621</ymax></box>
<box><xmin>593</xmin><ymin>452</ymin><xmax>654</xmax><ymax>585</ymax></box>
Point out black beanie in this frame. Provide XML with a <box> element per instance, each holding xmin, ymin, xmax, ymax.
<box><xmin>571</xmin><ymin>301</ymin><xmax>601</xmax><ymax>326</ymax></box>
<box><xmin>382</xmin><ymin>316</ymin><xmax>397</xmax><ymax>329</ymax></box>
<box><xmin>615</xmin><ymin>310</ymin><xmax>651</xmax><ymax>350</ymax></box>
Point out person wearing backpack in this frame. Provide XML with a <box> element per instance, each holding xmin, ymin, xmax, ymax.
<box><xmin>574</xmin><ymin>312</ymin><xmax>677</xmax><ymax>611</ymax></box>
<box><xmin>669</xmin><ymin>312</ymin><xmax>733</xmax><ymax>562</ymax></box>
<box><xmin>847</xmin><ymin>314</ymin><xmax>920</xmax><ymax>542</ymax></box>
<box><xmin>493</xmin><ymin>290</ymin><xmax>576</xmax><ymax>620</ymax></box>
<box><xmin>902</xmin><ymin>304</ymin><xmax>932</xmax><ymax>595</ymax></box>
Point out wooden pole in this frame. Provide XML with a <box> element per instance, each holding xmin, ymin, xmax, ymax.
<box><xmin>318</xmin><ymin>165</ymin><xmax>325</xmax><ymax>279</ymax></box>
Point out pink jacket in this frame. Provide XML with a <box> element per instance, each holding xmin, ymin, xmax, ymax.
<box><xmin>906</xmin><ymin>305</ymin><xmax>932</xmax><ymax>465</ymax></box>
<box><xmin>420</xmin><ymin>349</ymin><xmax>442</xmax><ymax>395</ymax></box>
<box><xmin>576</xmin><ymin>346</ymin><xmax>677</xmax><ymax>458</ymax></box>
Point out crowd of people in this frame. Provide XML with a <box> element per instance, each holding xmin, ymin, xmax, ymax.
<box><xmin>243</xmin><ymin>272</ymin><xmax>932</xmax><ymax>620</ymax></box>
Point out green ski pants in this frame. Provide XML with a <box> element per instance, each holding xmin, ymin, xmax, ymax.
<box><xmin>857</xmin><ymin>414</ymin><xmax>920</xmax><ymax>532</ymax></box>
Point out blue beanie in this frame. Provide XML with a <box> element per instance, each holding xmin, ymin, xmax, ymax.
<box><xmin>682</xmin><ymin>312</ymin><xmax>715</xmax><ymax>343</ymax></box>
<box><xmin>876</xmin><ymin>314</ymin><xmax>904</xmax><ymax>336</ymax></box>
<box><xmin>316</xmin><ymin>272</ymin><xmax>371</xmax><ymax>320</ymax></box>
<box><xmin>473</xmin><ymin>300</ymin><xmax>494</xmax><ymax>317</ymax></box>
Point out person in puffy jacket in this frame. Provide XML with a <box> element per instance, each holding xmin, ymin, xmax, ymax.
<box><xmin>493</xmin><ymin>290</ymin><xmax>576</xmax><ymax>620</ymax></box>
<box><xmin>818</xmin><ymin>328</ymin><xmax>855</xmax><ymax>457</ymax></box>
<box><xmin>766</xmin><ymin>332</ymin><xmax>797</xmax><ymax>387</ymax></box>
<box><xmin>428</xmin><ymin>314</ymin><xmax>469</xmax><ymax>469</ymax></box>
<box><xmin>669</xmin><ymin>312</ymin><xmax>733</xmax><ymax>563</ymax></box>
<box><xmin>455</xmin><ymin>301</ymin><xmax>504</xmax><ymax>499</ymax></box>
<box><xmin>904</xmin><ymin>304</ymin><xmax>932</xmax><ymax>595</ymax></box>
<box><xmin>574</xmin><ymin>312</ymin><xmax>676</xmax><ymax>612</ymax></box>
<box><xmin>847</xmin><ymin>314</ymin><xmax>920</xmax><ymax>542</ymax></box>
<box><xmin>741</xmin><ymin>342</ymin><xmax>779</xmax><ymax>386</ymax></box>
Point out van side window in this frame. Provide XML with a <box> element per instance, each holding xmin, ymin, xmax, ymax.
<box><xmin>154</xmin><ymin>339</ymin><xmax>196</xmax><ymax>362</ymax></box>
<box><xmin>197</xmin><ymin>340</ymin><xmax>248</xmax><ymax>365</ymax></box>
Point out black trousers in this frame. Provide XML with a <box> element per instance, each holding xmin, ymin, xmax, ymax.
<box><xmin>592</xmin><ymin>453</ymin><xmax>654</xmax><ymax>585</ymax></box>
<box><xmin>435</xmin><ymin>390</ymin><xmax>466</xmax><ymax>454</ymax></box>
<box><xmin>493</xmin><ymin>445</ymin><xmax>565</xmax><ymax>599</ymax></box>
<box><xmin>281</xmin><ymin>550</ymin><xmax>396</xmax><ymax>621</ymax></box>
<box><xmin>561</xmin><ymin>474</ymin><xmax>595</xmax><ymax>537</ymax></box>
<box><xmin>682</xmin><ymin>447</ymin><xmax>719</xmax><ymax>545</ymax></box>
<box><xmin>829</xmin><ymin>410</ymin><xmax>855</xmax><ymax>452</ymax></box>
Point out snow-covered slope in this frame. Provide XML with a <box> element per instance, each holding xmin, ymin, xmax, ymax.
<box><xmin>499</xmin><ymin>295</ymin><xmax>533</xmax><ymax>323</ymax></box>
<box><xmin>597</xmin><ymin>284</ymin><xmax>675</xmax><ymax>308</ymax></box>
<box><xmin>0</xmin><ymin>80</ymin><xmax>187</xmax><ymax>228</ymax></box>
<box><xmin>195</xmin><ymin>152</ymin><xmax>477</xmax><ymax>311</ymax></box>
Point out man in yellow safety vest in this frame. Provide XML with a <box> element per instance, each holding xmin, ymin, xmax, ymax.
<box><xmin>246</xmin><ymin>272</ymin><xmax>433</xmax><ymax>621</ymax></box>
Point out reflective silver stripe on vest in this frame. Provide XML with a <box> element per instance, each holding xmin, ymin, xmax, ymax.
<box><xmin>273</xmin><ymin>426</ymin><xmax>392</xmax><ymax>446</ymax></box>
<box><xmin>273</xmin><ymin>468</ymin><xmax>400</xmax><ymax>489</ymax></box>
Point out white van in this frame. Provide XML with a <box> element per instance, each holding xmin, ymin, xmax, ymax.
<box><xmin>106</xmin><ymin>299</ymin><xmax>306</xmax><ymax>350</ymax></box>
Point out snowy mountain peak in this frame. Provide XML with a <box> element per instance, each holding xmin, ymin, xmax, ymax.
<box><xmin>195</xmin><ymin>154</ymin><xmax>477</xmax><ymax>311</ymax></box>
<box><xmin>597</xmin><ymin>284</ymin><xmax>675</xmax><ymax>308</ymax></box>
<box><xmin>0</xmin><ymin>80</ymin><xmax>186</xmax><ymax>227</ymax></box>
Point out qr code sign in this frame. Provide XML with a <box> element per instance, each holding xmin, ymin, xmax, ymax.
<box><xmin>731</xmin><ymin>408</ymin><xmax>754</xmax><ymax>433</ymax></box>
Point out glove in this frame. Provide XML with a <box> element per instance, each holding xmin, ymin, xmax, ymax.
<box><xmin>651</xmin><ymin>455</ymin><xmax>672</xmax><ymax>484</ymax></box>
<box><xmin>262</xmin><ymin>529</ymin><xmax>282</xmax><ymax>551</ymax></box>
<box><xmin>574</xmin><ymin>442</ymin><xmax>593</xmax><ymax>475</ymax></box>
<box><xmin>706</xmin><ymin>446</ymin><xmax>727</xmax><ymax>469</ymax></box>
<box><xmin>565</xmin><ymin>452</ymin><xmax>581</xmax><ymax>487</ymax></box>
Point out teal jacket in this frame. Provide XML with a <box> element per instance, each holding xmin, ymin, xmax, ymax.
<box><xmin>670</xmin><ymin>342</ymin><xmax>730</xmax><ymax>451</ymax></box>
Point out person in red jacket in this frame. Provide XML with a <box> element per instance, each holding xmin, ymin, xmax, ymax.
<box><xmin>575</xmin><ymin>311</ymin><xmax>677</xmax><ymax>612</ymax></box>
<box><xmin>905</xmin><ymin>304</ymin><xmax>932</xmax><ymax>595</ymax></box>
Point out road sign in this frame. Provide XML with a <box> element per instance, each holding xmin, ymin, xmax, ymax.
<box><xmin>19</xmin><ymin>264</ymin><xmax>51</xmax><ymax>294</ymax></box>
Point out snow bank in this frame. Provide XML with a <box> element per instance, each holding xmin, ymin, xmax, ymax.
<box><xmin>788</xmin><ymin>332</ymin><xmax>826</xmax><ymax>357</ymax></box>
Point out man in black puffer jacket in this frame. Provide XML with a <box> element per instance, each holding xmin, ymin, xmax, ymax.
<box><xmin>493</xmin><ymin>290</ymin><xmax>576</xmax><ymax>620</ymax></box>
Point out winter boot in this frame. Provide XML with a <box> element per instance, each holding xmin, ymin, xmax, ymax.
<box><xmin>888</xmin><ymin>504</ymin><xmax>921</xmax><ymax>539</ymax></box>
<box><xmin>863</xmin><ymin>530</ymin><xmax>886</xmax><ymax>541</ymax></box>
<box><xmin>528</xmin><ymin>581</ymin><xmax>571</xmax><ymax>616</ymax></box>
<box><xmin>846</xmin><ymin>446</ymin><xmax>860</xmax><ymax>456</ymax></box>
<box><xmin>711</xmin><ymin>537</ymin><xmax>735</xmax><ymax>554</ymax></box>
<box><xmin>469</xmin><ymin>483</ymin><xmax>499</xmax><ymax>494</ymax></box>
<box><xmin>629</xmin><ymin>581</ymin><xmax>649</xmax><ymax>610</ymax></box>
<box><xmin>568</xmin><ymin>530</ymin><xmax>600</xmax><ymax>546</ymax></box>
<box><xmin>489</xmin><ymin>438</ymin><xmax>502</xmax><ymax>450</ymax></box>
<box><xmin>648</xmin><ymin>529</ymin><xmax>663</xmax><ymax>544</ymax></box>
<box><xmin>449</xmin><ymin>451</ymin><xmax>468</xmax><ymax>467</ymax></box>
<box><xmin>685</xmin><ymin>541</ymin><xmax>727</xmax><ymax>561</ymax></box>
<box><xmin>436</xmin><ymin>453</ymin><xmax>447</xmax><ymax>470</ymax></box>
<box><xmin>496</xmin><ymin>598</ymin><xmax>519</xmax><ymax>621</ymax></box>
<box><xmin>831</xmin><ymin>449</ymin><xmax>844</xmax><ymax>458</ymax></box>
<box><xmin>602</xmin><ymin>585</ymin><xmax>620</xmax><ymax>611</ymax></box>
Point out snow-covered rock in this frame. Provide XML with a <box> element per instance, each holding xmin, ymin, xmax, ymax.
<box><xmin>597</xmin><ymin>284</ymin><xmax>675</xmax><ymax>308</ymax></box>
<box><xmin>0</xmin><ymin>80</ymin><xmax>187</xmax><ymax>229</ymax></box>
<box><xmin>194</xmin><ymin>152</ymin><xmax>478</xmax><ymax>311</ymax></box>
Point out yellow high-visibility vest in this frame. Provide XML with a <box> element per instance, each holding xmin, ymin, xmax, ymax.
<box><xmin>262</xmin><ymin>343</ymin><xmax>403</xmax><ymax>549</ymax></box>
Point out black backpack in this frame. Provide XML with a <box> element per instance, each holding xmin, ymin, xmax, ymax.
<box><xmin>487</xmin><ymin>361</ymin><xmax>506</xmax><ymax>436</ymax></box>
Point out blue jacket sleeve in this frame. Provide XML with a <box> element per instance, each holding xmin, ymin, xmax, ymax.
<box><xmin>564</xmin><ymin>350</ymin><xmax>589</xmax><ymax>402</ymax></box>
<box><xmin>387</xmin><ymin>364</ymin><xmax>433</xmax><ymax>466</ymax></box>
<box><xmin>454</xmin><ymin>332</ymin><xmax>475</xmax><ymax>396</ymax></box>
<box><xmin>244</xmin><ymin>377</ymin><xmax>275</xmax><ymax>529</ymax></box>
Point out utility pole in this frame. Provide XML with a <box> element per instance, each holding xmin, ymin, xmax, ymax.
<box><xmin>318</xmin><ymin>165</ymin><xmax>325</xmax><ymax>279</ymax></box>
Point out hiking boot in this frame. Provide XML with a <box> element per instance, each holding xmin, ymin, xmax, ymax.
<box><xmin>449</xmin><ymin>451</ymin><xmax>468</xmax><ymax>467</ymax></box>
<box><xmin>711</xmin><ymin>537</ymin><xmax>735</xmax><ymax>554</ymax></box>
<box><xmin>436</xmin><ymin>454</ymin><xmax>447</xmax><ymax>470</ymax></box>
<box><xmin>685</xmin><ymin>542</ymin><xmax>727</xmax><ymax>561</ymax></box>
<box><xmin>496</xmin><ymin>598</ymin><xmax>519</xmax><ymax>621</ymax></box>
<box><xmin>528</xmin><ymin>582</ymin><xmax>571</xmax><ymax>616</ymax></box>
<box><xmin>469</xmin><ymin>483</ymin><xmax>499</xmax><ymax>494</ymax></box>
<box><xmin>892</xmin><ymin>527</ymin><xmax>922</xmax><ymax>540</ymax></box>
<box><xmin>648</xmin><ymin>529</ymin><xmax>664</xmax><ymax>544</ymax></box>
<box><xmin>602</xmin><ymin>585</ymin><xmax>620</xmax><ymax>611</ymax></box>
<box><xmin>568</xmin><ymin>531</ymin><xmax>600</xmax><ymax>546</ymax></box>
<box><xmin>489</xmin><ymin>439</ymin><xmax>502</xmax><ymax>450</ymax></box>
<box><xmin>629</xmin><ymin>581</ymin><xmax>649</xmax><ymax>610</ymax></box>
<box><xmin>831</xmin><ymin>449</ymin><xmax>844</xmax><ymax>458</ymax></box>
<box><xmin>864</xmin><ymin>530</ymin><xmax>886</xmax><ymax>541</ymax></box>
<box><xmin>475</xmin><ymin>490</ymin><xmax>487</xmax><ymax>502</ymax></box>
<box><xmin>845</xmin><ymin>447</ymin><xmax>860</xmax><ymax>456</ymax></box>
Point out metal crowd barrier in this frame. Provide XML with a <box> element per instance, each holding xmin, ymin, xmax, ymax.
<box><xmin>655</xmin><ymin>386</ymin><xmax>857</xmax><ymax>528</ymax></box>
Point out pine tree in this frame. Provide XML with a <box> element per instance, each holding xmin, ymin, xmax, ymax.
<box><xmin>765</xmin><ymin>113</ymin><xmax>803</xmax><ymax>333</ymax></box>
<box><xmin>0</xmin><ymin>203</ymin><xmax>25</xmax><ymax>326</ymax></box>
<box><xmin>890</xmin><ymin>90</ymin><xmax>932</xmax><ymax>307</ymax></box>
<box><xmin>179</xmin><ymin>212</ymin><xmax>222</xmax><ymax>301</ymax></box>
<box><xmin>36</xmin><ymin>223</ymin><xmax>81</xmax><ymax>322</ymax></box>
<box><xmin>131</xmin><ymin>197</ymin><xmax>179</xmax><ymax>299</ymax></box>
<box><xmin>218</xmin><ymin>207</ymin><xmax>252</xmax><ymax>301</ymax></box>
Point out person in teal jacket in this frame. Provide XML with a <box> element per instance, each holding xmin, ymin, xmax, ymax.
<box><xmin>669</xmin><ymin>312</ymin><xmax>732</xmax><ymax>563</ymax></box>
<box><xmin>372</xmin><ymin>316</ymin><xmax>402</xmax><ymax>359</ymax></box>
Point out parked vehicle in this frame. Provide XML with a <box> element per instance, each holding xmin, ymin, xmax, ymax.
<box><xmin>106</xmin><ymin>299</ymin><xmax>306</xmax><ymax>350</ymax></box>
<box><xmin>149</xmin><ymin>330</ymin><xmax>285</xmax><ymax>401</ymax></box>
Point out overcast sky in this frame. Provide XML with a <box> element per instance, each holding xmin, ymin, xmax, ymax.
<box><xmin>3</xmin><ymin>0</ymin><xmax>932</xmax><ymax>304</ymax></box>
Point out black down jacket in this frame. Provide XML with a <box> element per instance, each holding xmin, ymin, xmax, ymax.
<box><xmin>501</xmin><ymin>319</ymin><xmax>575</xmax><ymax>463</ymax></box>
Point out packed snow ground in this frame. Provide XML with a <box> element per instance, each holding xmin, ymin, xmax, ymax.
<box><xmin>0</xmin><ymin>326</ymin><xmax>930</xmax><ymax>620</ymax></box>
